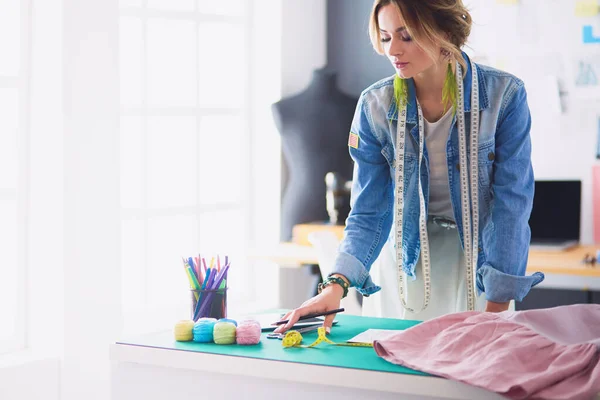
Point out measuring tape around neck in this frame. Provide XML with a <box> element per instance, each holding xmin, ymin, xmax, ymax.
<box><xmin>395</xmin><ymin>59</ymin><xmax>480</xmax><ymax>313</ymax></box>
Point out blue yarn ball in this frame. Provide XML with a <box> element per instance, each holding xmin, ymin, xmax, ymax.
<box><xmin>218</xmin><ymin>318</ymin><xmax>238</xmax><ymax>327</ymax></box>
<box><xmin>193</xmin><ymin>318</ymin><xmax>217</xmax><ymax>343</ymax></box>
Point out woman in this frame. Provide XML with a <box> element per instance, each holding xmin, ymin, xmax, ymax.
<box><xmin>275</xmin><ymin>0</ymin><xmax>544</xmax><ymax>334</ymax></box>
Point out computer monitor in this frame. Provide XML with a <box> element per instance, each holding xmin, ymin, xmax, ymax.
<box><xmin>529</xmin><ymin>180</ymin><xmax>581</xmax><ymax>250</ymax></box>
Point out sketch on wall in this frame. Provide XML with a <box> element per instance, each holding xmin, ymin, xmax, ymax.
<box><xmin>572</xmin><ymin>52</ymin><xmax>600</xmax><ymax>99</ymax></box>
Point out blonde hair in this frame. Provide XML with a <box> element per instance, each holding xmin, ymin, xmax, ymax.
<box><xmin>369</xmin><ymin>0</ymin><xmax>472</xmax><ymax>71</ymax></box>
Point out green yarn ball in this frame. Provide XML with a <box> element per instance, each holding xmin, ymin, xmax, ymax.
<box><xmin>213</xmin><ymin>321</ymin><xmax>236</xmax><ymax>345</ymax></box>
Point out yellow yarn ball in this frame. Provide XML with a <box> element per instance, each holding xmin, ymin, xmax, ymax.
<box><xmin>174</xmin><ymin>320</ymin><xmax>195</xmax><ymax>342</ymax></box>
<box><xmin>213</xmin><ymin>321</ymin><xmax>236</xmax><ymax>345</ymax></box>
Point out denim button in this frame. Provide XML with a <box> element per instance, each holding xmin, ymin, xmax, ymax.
<box><xmin>488</xmin><ymin>152</ymin><xmax>495</xmax><ymax>161</ymax></box>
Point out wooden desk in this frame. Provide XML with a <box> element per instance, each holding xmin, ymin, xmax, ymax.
<box><xmin>250</xmin><ymin>222</ymin><xmax>600</xmax><ymax>294</ymax></box>
<box><xmin>292</xmin><ymin>222</ymin><xmax>344</xmax><ymax>246</ymax></box>
<box><xmin>290</xmin><ymin>222</ymin><xmax>600</xmax><ymax>278</ymax></box>
<box><xmin>527</xmin><ymin>246</ymin><xmax>600</xmax><ymax>277</ymax></box>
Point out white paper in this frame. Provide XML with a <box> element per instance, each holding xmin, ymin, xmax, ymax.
<box><xmin>346</xmin><ymin>329</ymin><xmax>400</xmax><ymax>344</ymax></box>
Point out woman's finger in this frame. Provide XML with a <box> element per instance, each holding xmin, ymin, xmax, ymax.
<box><xmin>274</xmin><ymin>303</ymin><xmax>323</xmax><ymax>333</ymax></box>
<box><xmin>322</xmin><ymin>313</ymin><xmax>337</xmax><ymax>335</ymax></box>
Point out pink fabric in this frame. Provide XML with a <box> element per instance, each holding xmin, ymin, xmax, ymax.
<box><xmin>373</xmin><ymin>305</ymin><xmax>600</xmax><ymax>400</ymax></box>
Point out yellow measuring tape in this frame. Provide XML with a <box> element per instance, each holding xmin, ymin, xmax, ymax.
<box><xmin>282</xmin><ymin>327</ymin><xmax>373</xmax><ymax>348</ymax></box>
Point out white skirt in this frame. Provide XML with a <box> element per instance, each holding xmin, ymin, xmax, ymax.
<box><xmin>362</xmin><ymin>219</ymin><xmax>489</xmax><ymax>321</ymax></box>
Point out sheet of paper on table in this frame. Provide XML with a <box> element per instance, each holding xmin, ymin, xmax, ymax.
<box><xmin>346</xmin><ymin>329</ymin><xmax>400</xmax><ymax>344</ymax></box>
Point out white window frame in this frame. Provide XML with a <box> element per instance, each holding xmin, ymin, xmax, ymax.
<box><xmin>0</xmin><ymin>0</ymin><xmax>31</xmax><ymax>355</ymax></box>
<box><xmin>118</xmin><ymin>0</ymin><xmax>254</xmax><ymax>333</ymax></box>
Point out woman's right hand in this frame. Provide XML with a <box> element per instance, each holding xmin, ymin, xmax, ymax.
<box><xmin>272</xmin><ymin>281</ymin><xmax>345</xmax><ymax>335</ymax></box>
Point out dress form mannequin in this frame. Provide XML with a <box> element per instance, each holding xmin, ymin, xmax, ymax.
<box><xmin>272</xmin><ymin>68</ymin><xmax>358</xmax><ymax>241</ymax></box>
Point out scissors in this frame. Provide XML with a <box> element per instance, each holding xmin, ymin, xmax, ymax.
<box><xmin>266</xmin><ymin>324</ymin><xmax>322</xmax><ymax>339</ymax></box>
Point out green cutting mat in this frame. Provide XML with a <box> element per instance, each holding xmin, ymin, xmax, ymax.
<box><xmin>117</xmin><ymin>314</ymin><xmax>428</xmax><ymax>376</ymax></box>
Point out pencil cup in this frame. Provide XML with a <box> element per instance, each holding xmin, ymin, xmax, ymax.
<box><xmin>191</xmin><ymin>287</ymin><xmax>228</xmax><ymax>322</ymax></box>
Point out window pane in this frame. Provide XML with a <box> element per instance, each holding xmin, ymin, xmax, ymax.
<box><xmin>147</xmin><ymin>19</ymin><xmax>196</xmax><ymax>107</ymax></box>
<box><xmin>198</xmin><ymin>116</ymin><xmax>243</xmax><ymax>204</ymax></box>
<box><xmin>147</xmin><ymin>116</ymin><xmax>196</xmax><ymax>208</ymax></box>
<box><xmin>198</xmin><ymin>23</ymin><xmax>246</xmax><ymax>108</ymax></box>
<box><xmin>197</xmin><ymin>0</ymin><xmax>245</xmax><ymax>16</ymax></box>
<box><xmin>120</xmin><ymin>117</ymin><xmax>144</xmax><ymax>208</ymax></box>
<box><xmin>121</xmin><ymin>219</ymin><xmax>145</xmax><ymax>312</ymax></box>
<box><xmin>147</xmin><ymin>214</ymin><xmax>197</xmax><ymax>308</ymax></box>
<box><xmin>198</xmin><ymin>208</ymin><xmax>247</xmax><ymax>302</ymax></box>
<box><xmin>0</xmin><ymin>89</ymin><xmax>19</xmax><ymax>190</ymax></box>
<box><xmin>0</xmin><ymin>0</ymin><xmax>20</xmax><ymax>76</ymax></box>
<box><xmin>119</xmin><ymin>16</ymin><xmax>143</xmax><ymax>107</ymax></box>
<box><xmin>198</xmin><ymin>208</ymin><xmax>244</xmax><ymax>255</ymax></box>
<box><xmin>0</xmin><ymin>198</ymin><xmax>18</xmax><ymax>342</ymax></box>
<box><xmin>147</xmin><ymin>0</ymin><xmax>195</xmax><ymax>11</ymax></box>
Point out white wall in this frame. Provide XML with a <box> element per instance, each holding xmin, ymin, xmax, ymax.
<box><xmin>466</xmin><ymin>0</ymin><xmax>600</xmax><ymax>244</ymax></box>
<box><xmin>62</xmin><ymin>1</ymin><xmax>122</xmax><ymax>399</ymax></box>
<box><xmin>281</xmin><ymin>0</ymin><xmax>327</xmax><ymax>97</ymax></box>
<box><xmin>265</xmin><ymin>0</ymin><xmax>329</xmax><ymax>310</ymax></box>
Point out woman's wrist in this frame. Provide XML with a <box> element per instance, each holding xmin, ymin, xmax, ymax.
<box><xmin>322</xmin><ymin>282</ymin><xmax>345</xmax><ymax>299</ymax></box>
<box><xmin>485</xmin><ymin>300</ymin><xmax>510</xmax><ymax>313</ymax></box>
<box><xmin>319</xmin><ymin>274</ymin><xmax>350</xmax><ymax>299</ymax></box>
<box><xmin>330</xmin><ymin>273</ymin><xmax>350</xmax><ymax>287</ymax></box>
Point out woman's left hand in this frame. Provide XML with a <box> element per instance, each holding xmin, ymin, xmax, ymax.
<box><xmin>485</xmin><ymin>300</ymin><xmax>510</xmax><ymax>313</ymax></box>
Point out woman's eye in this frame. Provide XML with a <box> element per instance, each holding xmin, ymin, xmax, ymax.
<box><xmin>400</xmin><ymin>33</ymin><xmax>412</xmax><ymax>42</ymax></box>
<box><xmin>381</xmin><ymin>36</ymin><xmax>391</xmax><ymax>43</ymax></box>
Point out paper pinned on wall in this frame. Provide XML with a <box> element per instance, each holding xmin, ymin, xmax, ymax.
<box><xmin>575</xmin><ymin>1</ymin><xmax>600</xmax><ymax>17</ymax></box>
<box><xmin>572</xmin><ymin>52</ymin><xmax>600</xmax><ymax>99</ymax></box>
<box><xmin>583</xmin><ymin>25</ymin><xmax>600</xmax><ymax>44</ymax></box>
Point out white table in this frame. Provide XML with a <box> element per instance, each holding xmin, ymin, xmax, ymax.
<box><xmin>110</xmin><ymin>328</ymin><xmax>505</xmax><ymax>400</ymax></box>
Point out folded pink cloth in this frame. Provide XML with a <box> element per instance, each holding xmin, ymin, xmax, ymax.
<box><xmin>373</xmin><ymin>305</ymin><xmax>600</xmax><ymax>400</ymax></box>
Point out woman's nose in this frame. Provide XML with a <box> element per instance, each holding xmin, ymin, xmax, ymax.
<box><xmin>388</xmin><ymin>38</ymin><xmax>405</xmax><ymax>57</ymax></box>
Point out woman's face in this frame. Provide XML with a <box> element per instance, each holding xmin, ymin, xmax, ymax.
<box><xmin>377</xmin><ymin>4</ymin><xmax>438</xmax><ymax>79</ymax></box>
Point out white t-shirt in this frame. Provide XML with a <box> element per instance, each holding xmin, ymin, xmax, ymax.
<box><xmin>424</xmin><ymin>108</ymin><xmax>454</xmax><ymax>218</ymax></box>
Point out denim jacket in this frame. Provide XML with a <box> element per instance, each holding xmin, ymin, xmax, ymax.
<box><xmin>332</xmin><ymin>52</ymin><xmax>545</xmax><ymax>303</ymax></box>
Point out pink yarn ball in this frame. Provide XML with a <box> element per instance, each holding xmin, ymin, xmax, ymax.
<box><xmin>236</xmin><ymin>319</ymin><xmax>261</xmax><ymax>345</ymax></box>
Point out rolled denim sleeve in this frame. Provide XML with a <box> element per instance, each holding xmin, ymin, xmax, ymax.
<box><xmin>330</xmin><ymin>95</ymin><xmax>393</xmax><ymax>296</ymax></box>
<box><xmin>478</xmin><ymin>82</ymin><xmax>544</xmax><ymax>302</ymax></box>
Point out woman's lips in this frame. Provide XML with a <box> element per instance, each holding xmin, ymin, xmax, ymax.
<box><xmin>394</xmin><ymin>61</ymin><xmax>409</xmax><ymax>69</ymax></box>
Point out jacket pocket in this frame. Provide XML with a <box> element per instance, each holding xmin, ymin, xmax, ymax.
<box><xmin>381</xmin><ymin>143</ymin><xmax>417</xmax><ymax>174</ymax></box>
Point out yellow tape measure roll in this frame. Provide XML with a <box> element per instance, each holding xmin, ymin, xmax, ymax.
<box><xmin>282</xmin><ymin>327</ymin><xmax>373</xmax><ymax>348</ymax></box>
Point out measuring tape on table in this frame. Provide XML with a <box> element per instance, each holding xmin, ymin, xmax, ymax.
<box><xmin>395</xmin><ymin>59</ymin><xmax>480</xmax><ymax>313</ymax></box>
<box><xmin>282</xmin><ymin>327</ymin><xmax>373</xmax><ymax>349</ymax></box>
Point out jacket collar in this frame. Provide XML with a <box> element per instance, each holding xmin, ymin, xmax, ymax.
<box><xmin>387</xmin><ymin>51</ymin><xmax>490</xmax><ymax>123</ymax></box>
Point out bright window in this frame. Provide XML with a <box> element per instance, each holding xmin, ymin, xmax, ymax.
<box><xmin>119</xmin><ymin>0</ymin><xmax>252</xmax><ymax>332</ymax></box>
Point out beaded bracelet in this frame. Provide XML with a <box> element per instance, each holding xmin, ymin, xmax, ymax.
<box><xmin>317</xmin><ymin>276</ymin><xmax>349</xmax><ymax>299</ymax></box>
